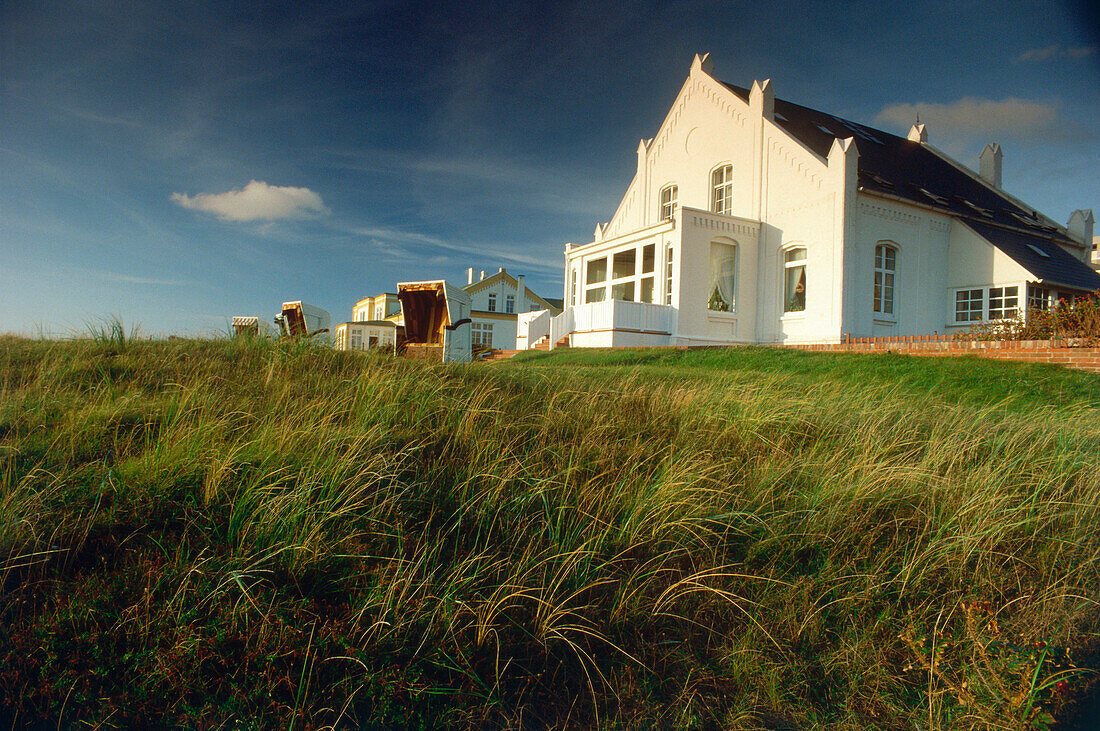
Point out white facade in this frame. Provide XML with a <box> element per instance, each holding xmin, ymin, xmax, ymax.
<box><xmin>334</xmin><ymin>321</ymin><xmax>397</xmax><ymax>352</ymax></box>
<box><xmin>352</xmin><ymin>293</ymin><xmax>401</xmax><ymax>324</ymax></box>
<box><xmin>554</xmin><ymin>54</ymin><xmax>1099</xmax><ymax>348</ymax></box>
<box><xmin>461</xmin><ymin>267</ymin><xmax>560</xmax><ymax>350</ymax></box>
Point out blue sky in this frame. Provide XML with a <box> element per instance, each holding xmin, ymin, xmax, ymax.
<box><xmin>2</xmin><ymin>0</ymin><xmax>1098</xmax><ymax>336</ymax></box>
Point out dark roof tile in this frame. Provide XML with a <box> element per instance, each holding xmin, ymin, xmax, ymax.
<box><xmin>721</xmin><ymin>80</ymin><xmax>1097</xmax><ymax>290</ymax></box>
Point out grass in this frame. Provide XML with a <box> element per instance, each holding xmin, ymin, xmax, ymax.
<box><xmin>1</xmin><ymin>334</ymin><xmax>1099</xmax><ymax>728</ymax></box>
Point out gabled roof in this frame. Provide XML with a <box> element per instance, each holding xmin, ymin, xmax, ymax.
<box><xmin>722</xmin><ymin>82</ymin><xmax>1098</xmax><ymax>290</ymax></box>
<box><xmin>962</xmin><ymin>220</ymin><xmax>1100</xmax><ymax>291</ymax></box>
<box><xmin>464</xmin><ymin>270</ymin><xmax>561</xmax><ymax>313</ymax></box>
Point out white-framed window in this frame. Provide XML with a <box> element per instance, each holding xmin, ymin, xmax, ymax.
<box><xmin>665</xmin><ymin>244</ymin><xmax>674</xmax><ymax>305</ymax></box>
<box><xmin>988</xmin><ymin>286</ymin><xmax>1019</xmax><ymax>320</ymax></box>
<box><xmin>873</xmin><ymin>243</ymin><xmax>897</xmax><ymax>316</ymax></box>
<box><xmin>955</xmin><ymin>289</ymin><xmax>983</xmax><ymax>322</ymax></box>
<box><xmin>783</xmin><ymin>247</ymin><xmax>806</xmax><ymax>313</ymax></box>
<box><xmin>659</xmin><ymin>184</ymin><xmax>678</xmax><ymax>220</ymax></box>
<box><xmin>580</xmin><ymin>242</ymin><xmax>660</xmax><ymax>305</ymax></box>
<box><xmin>505</xmin><ymin>294</ymin><xmax>515</xmax><ymax>314</ymax></box>
<box><xmin>374</xmin><ymin>304</ymin><xmax>383</xmax><ymax>319</ymax></box>
<box><xmin>1027</xmin><ymin>284</ymin><xmax>1052</xmax><ymax>313</ymax></box>
<box><xmin>640</xmin><ymin>243</ymin><xmax>655</xmax><ymax>303</ymax></box>
<box><xmin>708</xmin><ymin>241</ymin><xmax>737</xmax><ymax>312</ymax></box>
<box><xmin>585</xmin><ymin>256</ymin><xmax>608</xmax><ymax>303</ymax></box>
<box><xmin>472</xmin><ymin>322</ymin><xmax>493</xmax><ymax>348</ymax></box>
<box><xmin>351</xmin><ymin>333</ymin><xmax>362</xmax><ymax>350</ymax></box>
<box><xmin>487</xmin><ymin>293</ymin><xmax>497</xmax><ymax>312</ymax></box>
<box><xmin>711</xmin><ymin>164</ymin><xmax>733</xmax><ymax>215</ymax></box>
<box><xmin>570</xmin><ymin>267</ymin><xmax>578</xmax><ymax>306</ymax></box>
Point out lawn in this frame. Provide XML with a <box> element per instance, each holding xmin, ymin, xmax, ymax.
<box><xmin>2</xmin><ymin>335</ymin><xmax>1098</xmax><ymax>728</ymax></box>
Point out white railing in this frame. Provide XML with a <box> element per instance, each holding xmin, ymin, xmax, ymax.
<box><xmin>516</xmin><ymin>309</ymin><xmax>552</xmax><ymax>350</ymax></box>
<box><xmin>550</xmin><ymin>300</ymin><xmax>674</xmax><ymax>348</ymax></box>
<box><xmin>683</xmin><ymin>207</ymin><xmax>761</xmax><ymax>239</ymax></box>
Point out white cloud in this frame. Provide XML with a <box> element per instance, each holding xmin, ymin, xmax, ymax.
<box><xmin>1015</xmin><ymin>44</ymin><xmax>1097</xmax><ymax>63</ymax></box>
<box><xmin>873</xmin><ymin>98</ymin><xmax>1058</xmax><ymax>140</ymax></box>
<box><xmin>171</xmin><ymin>180</ymin><xmax>329</xmax><ymax>222</ymax></box>
<box><xmin>98</xmin><ymin>272</ymin><xmax>186</xmax><ymax>286</ymax></box>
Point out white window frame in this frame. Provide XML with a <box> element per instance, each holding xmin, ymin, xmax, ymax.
<box><xmin>487</xmin><ymin>293</ymin><xmax>497</xmax><ymax>312</ymax></box>
<box><xmin>584</xmin><ymin>256</ymin><xmax>609</xmax><ymax>303</ymax></box>
<box><xmin>505</xmin><ymin>294</ymin><xmax>515</xmax><ymax>314</ymax></box>
<box><xmin>988</xmin><ymin>286</ymin><xmax>1019</xmax><ymax>320</ymax></box>
<box><xmin>1027</xmin><ymin>283</ymin><xmax>1053</xmax><ymax>314</ymax></box>
<box><xmin>582</xmin><ymin>242</ymin><xmax>659</xmax><ymax>305</ymax></box>
<box><xmin>710</xmin><ymin>164</ymin><xmax>733</xmax><ymax>216</ymax></box>
<box><xmin>664</xmin><ymin>244</ymin><xmax>674</xmax><ymax>306</ymax></box>
<box><xmin>873</xmin><ymin>243</ymin><xmax>897</xmax><ymax>319</ymax></box>
<box><xmin>471</xmin><ymin>322</ymin><xmax>494</xmax><ymax>348</ymax></box>
<box><xmin>659</xmin><ymin>184</ymin><xmax>678</xmax><ymax>221</ymax></box>
<box><xmin>954</xmin><ymin>288</ymin><xmax>984</xmax><ymax>323</ymax></box>
<box><xmin>782</xmin><ymin>245</ymin><xmax>807</xmax><ymax>315</ymax></box>
<box><xmin>707</xmin><ymin>239</ymin><xmax>737</xmax><ymax>314</ymax></box>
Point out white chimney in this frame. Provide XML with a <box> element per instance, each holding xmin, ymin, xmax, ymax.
<box><xmin>516</xmin><ymin>274</ymin><xmax>526</xmax><ymax>309</ymax></box>
<box><xmin>479</xmin><ymin>270</ymin><xmax>486</xmax><ymax>281</ymax></box>
<box><xmin>907</xmin><ymin>123</ymin><xmax>927</xmax><ymax>143</ymax></box>
<box><xmin>466</xmin><ymin>267</ymin><xmax>475</xmax><ymax>285</ymax></box>
<box><xmin>980</xmin><ymin>143</ymin><xmax>1002</xmax><ymax>188</ymax></box>
<box><xmin>1068</xmin><ymin>209</ymin><xmax>1095</xmax><ymax>248</ymax></box>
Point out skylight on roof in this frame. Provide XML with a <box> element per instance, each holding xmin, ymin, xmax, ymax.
<box><xmin>918</xmin><ymin>187</ymin><xmax>950</xmax><ymax>206</ymax></box>
<box><xmin>815</xmin><ymin>124</ymin><xmax>833</xmax><ymax>136</ymax></box>
<box><xmin>864</xmin><ymin>173</ymin><xmax>895</xmax><ymax>189</ymax></box>
<box><xmin>1027</xmin><ymin>244</ymin><xmax>1051</xmax><ymax>259</ymax></box>
<box><xmin>773</xmin><ymin>112</ymin><xmax>788</xmax><ymax>122</ymax></box>
<box><xmin>1008</xmin><ymin>210</ymin><xmax>1036</xmax><ymax>227</ymax></box>
<box><xmin>958</xmin><ymin>198</ymin><xmax>993</xmax><ymax>218</ymax></box>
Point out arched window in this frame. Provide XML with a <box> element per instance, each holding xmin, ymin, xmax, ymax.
<box><xmin>783</xmin><ymin>247</ymin><xmax>806</xmax><ymax>313</ymax></box>
<box><xmin>708</xmin><ymin>239</ymin><xmax>737</xmax><ymax>312</ymax></box>
<box><xmin>659</xmin><ymin>184</ymin><xmax>678</xmax><ymax>220</ymax></box>
<box><xmin>710</xmin><ymin>165</ymin><xmax>733</xmax><ymax>215</ymax></box>
<box><xmin>873</xmin><ymin>243</ymin><xmax>897</xmax><ymax>315</ymax></box>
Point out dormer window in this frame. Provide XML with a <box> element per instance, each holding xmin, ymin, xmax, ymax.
<box><xmin>659</xmin><ymin>184</ymin><xmax>678</xmax><ymax>220</ymax></box>
<box><xmin>711</xmin><ymin>165</ymin><xmax>733</xmax><ymax>215</ymax></box>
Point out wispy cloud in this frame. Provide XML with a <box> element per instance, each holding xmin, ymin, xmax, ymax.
<box><xmin>1015</xmin><ymin>44</ymin><xmax>1097</xmax><ymax>63</ymax></box>
<box><xmin>874</xmin><ymin>97</ymin><xmax>1058</xmax><ymax>140</ymax></box>
<box><xmin>171</xmin><ymin>180</ymin><xmax>330</xmax><ymax>222</ymax></box>
<box><xmin>345</xmin><ymin>223</ymin><xmax>561</xmax><ymax>273</ymax></box>
<box><xmin>97</xmin><ymin>272</ymin><xmax>187</xmax><ymax>286</ymax></box>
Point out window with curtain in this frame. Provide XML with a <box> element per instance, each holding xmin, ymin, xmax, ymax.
<box><xmin>708</xmin><ymin>242</ymin><xmax>737</xmax><ymax>312</ymax></box>
<box><xmin>711</xmin><ymin>165</ymin><xmax>733</xmax><ymax>215</ymax></box>
<box><xmin>784</xmin><ymin>247</ymin><xmax>806</xmax><ymax>313</ymax></box>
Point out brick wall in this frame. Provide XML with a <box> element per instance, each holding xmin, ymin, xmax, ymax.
<box><xmin>783</xmin><ymin>335</ymin><xmax>1100</xmax><ymax>374</ymax></box>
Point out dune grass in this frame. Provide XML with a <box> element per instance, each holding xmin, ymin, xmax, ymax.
<box><xmin>1</xmin><ymin>335</ymin><xmax>1099</xmax><ymax>728</ymax></box>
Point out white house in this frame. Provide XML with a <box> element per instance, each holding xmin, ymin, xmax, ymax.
<box><xmin>352</xmin><ymin>293</ymin><xmax>402</xmax><ymax>325</ymax></box>
<box><xmin>333</xmin><ymin>320</ymin><xmax>398</xmax><ymax>352</ymax></box>
<box><xmin>461</xmin><ymin>267</ymin><xmax>561</xmax><ymax>350</ymax></box>
<box><xmin>551</xmin><ymin>54</ymin><xmax>1100</xmax><ymax>348</ymax></box>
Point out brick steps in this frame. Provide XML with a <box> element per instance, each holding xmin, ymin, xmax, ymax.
<box><xmin>480</xmin><ymin>349</ymin><xmax>519</xmax><ymax>362</ymax></box>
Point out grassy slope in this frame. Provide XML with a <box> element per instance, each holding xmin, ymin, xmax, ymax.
<box><xmin>2</xmin><ymin>337</ymin><xmax>1099</xmax><ymax>728</ymax></box>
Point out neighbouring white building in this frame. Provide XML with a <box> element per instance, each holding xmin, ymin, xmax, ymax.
<box><xmin>333</xmin><ymin>320</ymin><xmax>398</xmax><ymax>352</ymax></box>
<box><xmin>550</xmin><ymin>54</ymin><xmax>1100</xmax><ymax>348</ymax></box>
<box><xmin>461</xmin><ymin>267</ymin><xmax>561</xmax><ymax>350</ymax></box>
<box><xmin>352</xmin><ymin>293</ymin><xmax>403</xmax><ymax>325</ymax></box>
